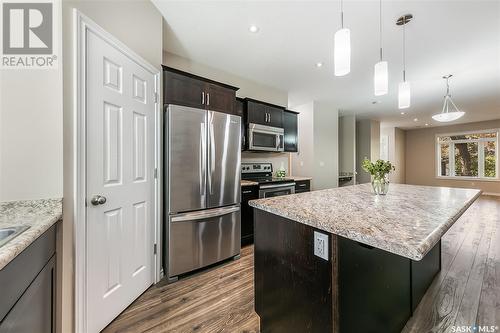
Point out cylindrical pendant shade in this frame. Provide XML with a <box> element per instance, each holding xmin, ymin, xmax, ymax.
<box><xmin>334</xmin><ymin>28</ymin><xmax>351</xmax><ymax>76</ymax></box>
<box><xmin>374</xmin><ymin>61</ymin><xmax>388</xmax><ymax>96</ymax></box>
<box><xmin>398</xmin><ymin>81</ymin><xmax>411</xmax><ymax>109</ymax></box>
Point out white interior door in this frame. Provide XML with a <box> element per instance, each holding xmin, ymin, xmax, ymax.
<box><xmin>85</xmin><ymin>28</ymin><xmax>156</xmax><ymax>333</ymax></box>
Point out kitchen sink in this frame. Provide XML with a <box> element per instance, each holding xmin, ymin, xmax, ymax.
<box><xmin>0</xmin><ymin>225</ymin><xmax>30</xmax><ymax>248</ymax></box>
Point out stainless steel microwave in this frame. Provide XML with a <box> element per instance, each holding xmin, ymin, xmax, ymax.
<box><xmin>248</xmin><ymin>123</ymin><xmax>284</xmax><ymax>152</ymax></box>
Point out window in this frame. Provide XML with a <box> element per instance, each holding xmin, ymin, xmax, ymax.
<box><xmin>436</xmin><ymin>129</ymin><xmax>499</xmax><ymax>180</ymax></box>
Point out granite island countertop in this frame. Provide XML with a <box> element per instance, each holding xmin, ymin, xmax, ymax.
<box><xmin>249</xmin><ymin>183</ymin><xmax>481</xmax><ymax>261</ymax></box>
<box><xmin>0</xmin><ymin>198</ymin><xmax>62</xmax><ymax>270</ymax></box>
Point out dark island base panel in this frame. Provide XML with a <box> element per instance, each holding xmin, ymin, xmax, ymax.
<box><xmin>254</xmin><ymin>210</ymin><xmax>441</xmax><ymax>333</ymax></box>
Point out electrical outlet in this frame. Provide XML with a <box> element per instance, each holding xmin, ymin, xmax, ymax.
<box><xmin>314</xmin><ymin>231</ymin><xmax>329</xmax><ymax>261</ymax></box>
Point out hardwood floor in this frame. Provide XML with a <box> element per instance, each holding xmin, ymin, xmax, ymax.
<box><xmin>104</xmin><ymin>196</ymin><xmax>500</xmax><ymax>333</ymax></box>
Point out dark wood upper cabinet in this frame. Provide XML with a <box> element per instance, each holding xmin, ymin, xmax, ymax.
<box><xmin>206</xmin><ymin>83</ymin><xmax>236</xmax><ymax>113</ymax></box>
<box><xmin>235</xmin><ymin>98</ymin><xmax>246</xmax><ymax>151</ymax></box>
<box><xmin>163</xmin><ymin>66</ymin><xmax>238</xmax><ymax>115</ymax></box>
<box><xmin>266</xmin><ymin>105</ymin><xmax>284</xmax><ymax>128</ymax></box>
<box><xmin>164</xmin><ymin>70</ymin><xmax>206</xmax><ymax>109</ymax></box>
<box><xmin>246</xmin><ymin>100</ymin><xmax>267</xmax><ymax>125</ymax></box>
<box><xmin>284</xmin><ymin>110</ymin><xmax>299</xmax><ymax>152</ymax></box>
<box><xmin>244</xmin><ymin>98</ymin><xmax>284</xmax><ymax>128</ymax></box>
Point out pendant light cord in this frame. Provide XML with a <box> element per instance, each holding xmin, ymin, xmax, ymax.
<box><xmin>379</xmin><ymin>0</ymin><xmax>383</xmax><ymax>61</ymax></box>
<box><xmin>402</xmin><ymin>19</ymin><xmax>406</xmax><ymax>82</ymax></box>
<box><xmin>340</xmin><ymin>0</ymin><xmax>344</xmax><ymax>28</ymax></box>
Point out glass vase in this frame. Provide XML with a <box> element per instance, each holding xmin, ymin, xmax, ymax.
<box><xmin>371</xmin><ymin>176</ymin><xmax>390</xmax><ymax>195</ymax></box>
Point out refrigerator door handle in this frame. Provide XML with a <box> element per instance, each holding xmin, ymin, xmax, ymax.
<box><xmin>208</xmin><ymin>114</ymin><xmax>216</xmax><ymax>195</ymax></box>
<box><xmin>200</xmin><ymin>123</ymin><xmax>207</xmax><ymax>197</ymax></box>
<box><xmin>171</xmin><ymin>205</ymin><xmax>240</xmax><ymax>222</ymax></box>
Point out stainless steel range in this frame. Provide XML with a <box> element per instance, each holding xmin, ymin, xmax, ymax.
<box><xmin>241</xmin><ymin>163</ymin><xmax>295</xmax><ymax>198</ymax></box>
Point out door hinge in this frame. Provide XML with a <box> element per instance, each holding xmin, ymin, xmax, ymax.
<box><xmin>154</xmin><ymin>168</ymin><xmax>158</xmax><ymax>179</ymax></box>
<box><xmin>153</xmin><ymin>243</ymin><xmax>157</xmax><ymax>255</ymax></box>
<box><xmin>153</xmin><ymin>92</ymin><xmax>159</xmax><ymax>104</ymax></box>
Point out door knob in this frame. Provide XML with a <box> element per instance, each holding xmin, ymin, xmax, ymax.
<box><xmin>90</xmin><ymin>195</ymin><xmax>107</xmax><ymax>206</ymax></box>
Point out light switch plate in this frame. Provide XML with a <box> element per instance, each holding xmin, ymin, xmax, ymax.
<box><xmin>314</xmin><ymin>231</ymin><xmax>329</xmax><ymax>261</ymax></box>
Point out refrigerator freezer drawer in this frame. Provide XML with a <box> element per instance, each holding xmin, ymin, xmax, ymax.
<box><xmin>168</xmin><ymin>205</ymin><xmax>241</xmax><ymax>277</ymax></box>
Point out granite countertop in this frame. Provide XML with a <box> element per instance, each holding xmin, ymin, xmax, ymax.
<box><xmin>241</xmin><ymin>180</ymin><xmax>258</xmax><ymax>187</ymax></box>
<box><xmin>288</xmin><ymin>176</ymin><xmax>312</xmax><ymax>181</ymax></box>
<box><xmin>0</xmin><ymin>198</ymin><xmax>62</xmax><ymax>270</ymax></box>
<box><xmin>240</xmin><ymin>177</ymin><xmax>311</xmax><ymax>187</ymax></box>
<box><xmin>249</xmin><ymin>184</ymin><xmax>481</xmax><ymax>261</ymax></box>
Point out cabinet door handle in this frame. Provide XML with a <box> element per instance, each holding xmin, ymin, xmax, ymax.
<box><xmin>207</xmin><ymin>93</ymin><xmax>210</xmax><ymax>106</ymax></box>
<box><xmin>299</xmin><ymin>184</ymin><xmax>306</xmax><ymax>187</ymax></box>
<box><xmin>265</xmin><ymin>113</ymin><xmax>269</xmax><ymax>122</ymax></box>
<box><xmin>202</xmin><ymin>92</ymin><xmax>205</xmax><ymax>105</ymax></box>
<box><xmin>269</xmin><ymin>113</ymin><xmax>271</xmax><ymax>123</ymax></box>
<box><xmin>242</xmin><ymin>190</ymin><xmax>252</xmax><ymax>194</ymax></box>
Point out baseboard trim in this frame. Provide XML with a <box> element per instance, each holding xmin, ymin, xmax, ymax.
<box><xmin>482</xmin><ymin>192</ymin><xmax>500</xmax><ymax>197</ymax></box>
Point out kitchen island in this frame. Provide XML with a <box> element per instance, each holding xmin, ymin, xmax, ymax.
<box><xmin>249</xmin><ymin>184</ymin><xmax>481</xmax><ymax>333</ymax></box>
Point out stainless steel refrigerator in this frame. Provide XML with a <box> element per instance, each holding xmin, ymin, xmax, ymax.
<box><xmin>164</xmin><ymin>105</ymin><xmax>241</xmax><ymax>281</ymax></box>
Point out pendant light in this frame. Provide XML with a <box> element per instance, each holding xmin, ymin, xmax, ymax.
<box><xmin>374</xmin><ymin>0</ymin><xmax>388</xmax><ymax>96</ymax></box>
<box><xmin>334</xmin><ymin>0</ymin><xmax>351</xmax><ymax>76</ymax></box>
<box><xmin>432</xmin><ymin>75</ymin><xmax>465</xmax><ymax>122</ymax></box>
<box><xmin>397</xmin><ymin>14</ymin><xmax>412</xmax><ymax>109</ymax></box>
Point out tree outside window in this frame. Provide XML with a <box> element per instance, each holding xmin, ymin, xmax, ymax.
<box><xmin>437</xmin><ymin>130</ymin><xmax>498</xmax><ymax>179</ymax></box>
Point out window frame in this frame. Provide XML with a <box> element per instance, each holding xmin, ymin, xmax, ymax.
<box><xmin>435</xmin><ymin>128</ymin><xmax>499</xmax><ymax>181</ymax></box>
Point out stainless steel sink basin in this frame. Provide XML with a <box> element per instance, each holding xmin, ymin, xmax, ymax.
<box><xmin>0</xmin><ymin>225</ymin><xmax>30</xmax><ymax>248</ymax></box>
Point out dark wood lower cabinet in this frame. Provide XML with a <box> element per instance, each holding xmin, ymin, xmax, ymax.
<box><xmin>338</xmin><ymin>238</ymin><xmax>411</xmax><ymax>333</ymax></box>
<box><xmin>0</xmin><ymin>225</ymin><xmax>57</xmax><ymax>333</ymax></box>
<box><xmin>254</xmin><ymin>210</ymin><xmax>334</xmax><ymax>333</ymax></box>
<box><xmin>294</xmin><ymin>180</ymin><xmax>310</xmax><ymax>193</ymax></box>
<box><xmin>241</xmin><ymin>185</ymin><xmax>258</xmax><ymax>246</ymax></box>
<box><xmin>254</xmin><ymin>210</ymin><xmax>441</xmax><ymax>333</ymax></box>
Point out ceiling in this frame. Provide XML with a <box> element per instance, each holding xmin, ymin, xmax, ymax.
<box><xmin>153</xmin><ymin>0</ymin><xmax>500</xmax><ymax>129</ymax></box>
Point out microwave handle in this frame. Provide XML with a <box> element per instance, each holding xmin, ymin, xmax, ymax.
<box><xmin>276</xmin><ymin>134</ymin><xmax>282</xmax><ymax>151</ymax></box>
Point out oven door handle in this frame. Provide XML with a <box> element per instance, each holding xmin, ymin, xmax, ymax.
<box><xmin>259</xmin><ymin>182</ymin><xmax>296</xmax><ymax>190</ymax></box>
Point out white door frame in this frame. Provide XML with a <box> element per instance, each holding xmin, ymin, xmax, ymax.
<box><xmin>73</xmin><ymin>10</ymin><xmax>161</xmax><ymax>333</ymax></box>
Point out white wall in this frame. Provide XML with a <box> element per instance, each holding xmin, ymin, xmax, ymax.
<box><xmin>339</xmin><ymin>115</ymin><xmax>356</xmax><ymax>185</ymax></box>
<box><xmin>380</xmin><ymin>126</ymin><xmax>406</xmax><ymax>184</ymax></box>
<box><xmin>290</xmin><ymin>101</ymin><xmax>338</xmax><ymax>190</ymax></box>
<box><xmin>0</xmin><ymin>5</ymin><xmax>63</xmax><ymax>202</ymax></box>
<box><xmin>291</xmin><ymin>102</ymin><xmax>314</xmax><ymax>178</ymax></box>
<box><xmin>313</xmin><ymin>103</ymin><xmax>339</xmax><ymax>190</ymax></box>
<box><xmin>356</xmin><ymin>119</ymin><xmax>381</xmax><ymax>184</ymax></box>
<box><xmin>163</xmin><ymin>51</ymin><xmax>288</xmax><ymax>106</ymax></box>
<box><xmin>62</xmin><ymin>2</ymin><xmax>163</xmax><ymax>332</ymax></box>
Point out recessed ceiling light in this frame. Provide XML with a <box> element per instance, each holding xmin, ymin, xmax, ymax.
<box><xmin>248</xmin><ymin>25</ymin><xmax>259</xmax><ymax>33</ymax></box>
<box><xmin>400</xmin><ymin>112</ymin><xmax>406</xmax><ymax>115</ymax></box>
<box><xmin>413</xmin><ymin>118</ymin><xmax>418</xmax><ymax>122</ymax></box>
<box><xmin>316</xmin><ymin>62</ymin><xmax>323</xmax><ymax>68</ymax></box>
<box><xmin>372</xmin><ymin>100</ymin><xmax>381</xmax><ymax>104</ymax></box>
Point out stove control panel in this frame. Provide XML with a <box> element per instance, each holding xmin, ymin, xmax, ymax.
<box><xmin>241</xmin><ymin>162</ymin><xmax>273</xmax><ymax>174</ymax></box>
